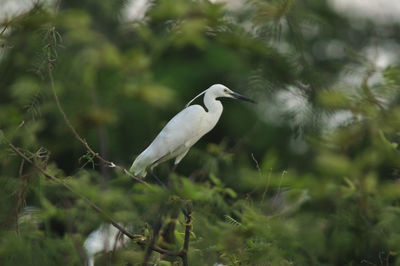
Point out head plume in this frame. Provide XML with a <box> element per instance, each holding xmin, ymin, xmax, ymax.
<box><xmin>185</xmin><ymin>89</ymin><xmax>207</xmax><ymax>108</ymax></box>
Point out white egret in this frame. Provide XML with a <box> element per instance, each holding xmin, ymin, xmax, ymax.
<box><xmin>84</xmin><ymin>224</ymin><xmax>130</xmax><ymax>266</ymax></box>
<box><xmin>130</xmin><ymin>84</ymin><xmax>255</xmax><ymax>178</ymax></box>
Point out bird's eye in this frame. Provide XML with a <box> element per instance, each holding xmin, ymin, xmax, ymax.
<box><xmin>224</xmin><ymin>89</ymin><xmax>228</xmax><ymax>93</ymax></box>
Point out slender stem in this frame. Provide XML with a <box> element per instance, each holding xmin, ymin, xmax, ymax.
<box><xmin>143</xmin><ymin>221</ymin><xmax>161</xmax><ymax>265</ymax></box>
<box><xmin>0</xmin><ymin>24</ymin><xmax>7</xmax><ymax>36</ymax></box>
<box><xmin>15</xmin><ymin>159</ymin><xmax>27</xmax><ymax>236</ymax></box>
<box><xmin>251</xmin><ymin>153</ymin><xmax>271</xmax><ymax>202</ymax></box>
<box><xmin>180</xmin><ymin>207</ymin><xmax>192</xmax><ymax>266</ymax></box>
<box><xmin>183</xmin><ymin>218</ymin><xmax>191</xmax><ymax>252</ymax></box>
<box><xmin>46</xmin><ymin>51</ymin><xmax>147</xmax><ymax>186</ymax></box>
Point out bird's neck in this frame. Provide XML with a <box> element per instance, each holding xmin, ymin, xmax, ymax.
<box><xmin>204</xmin><ymin>93</ymin><xmax>223</xmax><ymax>114</ymax></box>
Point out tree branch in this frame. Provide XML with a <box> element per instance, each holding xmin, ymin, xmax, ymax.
<box><xmin>6</xmin><ymin>139</ymin><xmax>136</xmax><ymax>239</ymax></box>
<box><xmin>4</xmin><ymin>136</ymin><xmax>180</xmax><ymax>257</ymax></box>
<box><xmin>46</xmin><ymin>31</ymin><xmax>147</xmax><ymax>186</ymax></box>
<box><xmin>180</xmin><ymin>205</ymin><xmax>193</xmax><ymax>266</ymax></box>
<box><xmin>143</xmin><ymin>219</ymin><xmax>162</xmax><ymax>265</ymax></box>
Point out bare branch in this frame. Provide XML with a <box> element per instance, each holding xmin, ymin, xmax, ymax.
<box><xmin>45</xmin><ymin>30</ymin><xmax>148</xmax><ymax>186</ymax></box>
<box><xmin>15</xmin><ymin>159</ymin><xmax>27</xmax><ymax>235</ymax></box>
<box><xmin>180</xmin><ymin>204</ymin><xmax>193</xmax><ymax>266</ymax></box>
<box><xmin>143</xmin><ymin>219</ymin><xmax>162</xmax><ymax>265</ymax></box>
<box><xmin>6</xmin><ymin>139</ymin><xmax>136</xmax><ymax>239</ymax></box>
<box><xmin>271</xmin><ymin>170</ymin><xmax>287</xmax><ymax>206</ymax></box>
<box><xmin>251</xmin><ymin>153</ymin><xmax>272</xmax><ymax>202</ymax></box>
<box><xmin>0</xmin><ymin>24</ymin><xmax>8</xmax><ymax>36</ymax></box>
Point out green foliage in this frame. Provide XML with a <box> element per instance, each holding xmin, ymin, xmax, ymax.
<box><xmin>1</xmin><ymin>0</ymin><xmax>400</xmax><ymax>265</ymax></box>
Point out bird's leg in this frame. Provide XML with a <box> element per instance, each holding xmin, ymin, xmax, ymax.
<box><xmin>149</xmin><ymin>170</ymin><xmax>166</xmax><ymax>188</ymax></box>
<box><xmin>167</xmin><ymin>164</ymin><xmax>178</xmax><ymax>187</ymax></box>
<box><xmin>169</xmin><ymin>164</ymin><xmax>178</xmax><ymax>177</ymax></box>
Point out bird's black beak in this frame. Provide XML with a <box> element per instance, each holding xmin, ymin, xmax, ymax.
<box><xmin>230</xmin><ymin>92</ymin><xmax>256</xmax><ymax>104</ymax></box>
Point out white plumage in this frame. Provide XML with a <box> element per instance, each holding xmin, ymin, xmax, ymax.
<box><xmin>130</xmin><ymin>84</ymin><xmax>255</xmax><ymax>177</ymax></box>
<box><xmin>84</xmin><ymin>224</ymin><xmax>129</xmax><ymax>266</ymax></box>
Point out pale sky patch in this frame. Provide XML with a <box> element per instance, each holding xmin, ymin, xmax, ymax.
<box><xmin>329</xmin><ymin>0</ymin><xmax>400</xmax><ymax>24</ymax></box>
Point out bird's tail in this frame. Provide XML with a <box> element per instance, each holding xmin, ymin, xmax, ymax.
<box><xmin>129</xmin><ymin>154</ymin><xmax>148</xmax><ymax>178</ymax></box>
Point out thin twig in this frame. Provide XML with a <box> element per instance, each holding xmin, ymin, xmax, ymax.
<box><xmin>46</xmin><ymin>37</ymin><xmax>147</xmax><ymax>186</ymax></box>
<box><xmin>271</xmin><ymin>170</ymin><xmax>287</xmax><ymax>206</ymax></box>
<box><xmin>15</xmin><ymin>159</ymin><xmax>27</xmax><ymax>236</ymax></box>
<box><xmin>251</xmin><ymin>153</ymin><xmax>260</xmax><ymax>172</ymax></box>
<box><xmin>143</xmin><ymin>219</ymin><xmax>162</xmax><ymax>265</ymax></box>
<box><xmin>250</xmin><ymin>153</ymin><xmax>271</xmax><ymax>201</ymax></box>
<box><xmin>262</xmin><ymin>168</ymin><xmax>272</xmax><ymax>202</ymax></box>
<box><xmin>180</xmin><ymin>208</ymin><xmax>192</xmax><ymax>266</ymax></box>
<box><xmin>18</xmin><ymin>159</ymin><xmax>25</xmax><ymax>178</ymax></box>
<box><xmin>0</xmin><ymin>24</ymin><xmax>8</xmax><ymax>36</ymax></box>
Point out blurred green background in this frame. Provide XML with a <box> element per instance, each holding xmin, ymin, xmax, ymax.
<box><xmin>1</xmin><ymin>0</ymin><xmax>400</xmax><ymax>265</ymax></box>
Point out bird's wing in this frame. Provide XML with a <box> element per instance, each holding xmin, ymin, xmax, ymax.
<box><xmin>135</xmin><ymin>105</ymin><xmax>208</xmax><ymax>168</ymax></box>
<box><xmin>150</xmin><ymin>105</ymin><xmax>207</xmax><ymax>157</ymax></box>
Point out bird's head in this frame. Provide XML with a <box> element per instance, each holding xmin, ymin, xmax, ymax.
<box><xmin>185</xmin><ymin>84</ymin><xmax>256</xmax><ymax>108</ymax></box>
<box><xmin>209</xmin><ymin>84</ymin><xmax>256</xmax><ymax>103</ymax></box>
